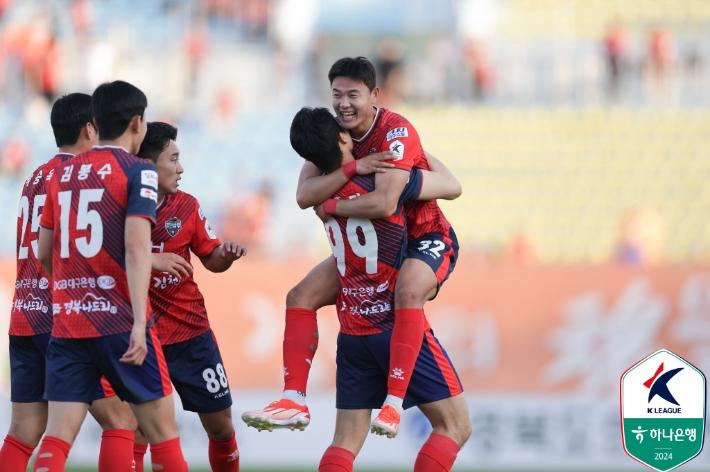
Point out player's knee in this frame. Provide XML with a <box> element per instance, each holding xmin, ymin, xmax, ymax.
<box><xmin>202</xmin><ymin>416</ymin><xmax>234</xmax><ymax>440</ymax></box>
<box><xmin>286</xmin><ymin>285</ymin><xmax>317</xmax><ymax>310</ymax></box>
<box><xmin>394</xmin><ymin>284</ymin><xmax>424</xmax><ymax>308</ymax></box>
<box><xmin>457</xmin><ymin>418</ymin><xmax>472</xmax><ymax>446</ymax></box>
<box><xmin>8</xmin><ymin>420</ymin><xmax>45</xmax><ymax>447</ymax></box>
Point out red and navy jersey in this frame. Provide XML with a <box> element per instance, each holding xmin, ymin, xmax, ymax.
<box><xmin>150</xmin><ymin>191</ymin><xmax>221</xmax><ymax>345</ymax></box>
<box><xmin>352</xmin><ymin>108</ymin><xmax>451</xmax><ymax>240</ymax></box>
<box><xmin>327</xmin><ymin>168</ymin><xmax>422</xmax><ymax>336</ymax></box>
<box><xmin>11</xmin><ymin>153</ymin><xmax>73</xmax><ymax>336</ymax></box>
<box><xmin>39</xmin><ymin>145</ymin><xmax>158</xmax><ymax>339</ymax></box>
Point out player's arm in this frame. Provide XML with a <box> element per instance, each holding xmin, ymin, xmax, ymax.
<box><xmin>199</xmin><ymin>241</ymin><xmax>247</xmax><ymax>273</ymax></box>
<box><xmin>121</xmin><ymin>216</ymin><xmax>152</xmax><ymax>366</ymax></box>
<box><xmin>319</xmin><ymin>168</ymin><xmax>411</xmax><ymax>220</ymax></box>
<box><xmin>417</xmin><ymin>151</ymin><xmax>462</xmax><ymax>201</ymax></box>
<box><xmin>295</xmin><ymin>152</ymin><xmax>396</xmax><ymax>209</ymax></box>
<box><xmin>38</xmin><ymin>227</ymin><xmax>53</xmax><ymax>278</ymax></box>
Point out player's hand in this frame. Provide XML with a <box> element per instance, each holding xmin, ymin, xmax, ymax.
<box><xmin>220</xmin><ymin>241</ymin><xmax>247</xmax><ymax>261</ymax></box>
<box><xmin>120</xmin><ymin>324</ymin><xmax>148</xmax><ymax>365</ymax></box>
<box><xmin>356</xmin><ymin>152</ymin><xmax>396</xmax><ymax>175</ymax></box>
<box><xmin>314</xmin><ymin>203</ymin><xmax>327</xmax><ymax>222</ymax></box>
<box><xmin>152</xmin><ymin>252</ymin><xmax>193</xmax><ymax>280</ymax></box>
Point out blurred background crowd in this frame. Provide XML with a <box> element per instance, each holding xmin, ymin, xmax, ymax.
<box><xmin>0</xmin><ymin>0</ymin><xmax>708</xmax><ymax>265</ymax></box>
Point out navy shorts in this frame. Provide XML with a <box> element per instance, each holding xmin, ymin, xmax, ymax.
<box><xmin>162</xmin><ymin>329</ymin><xmax>232</xmax><ymax>413</ymax></box>
<box><xmin>9</xmin><ymin>333</ymin><xmax>51</xmax><ymax>403</ymax></box>
<box><xmin>336</xmin><ymin>329</ymin><xmax>463</xmax><ymax>410</ymax></box>
<box><xmin>405</xmin><ymin>227</ymin><xmax>459</xmax><ymax>299</ymax></box>
<box><xmin>44</xmin><ymin>327</ymin><xmax>172</xmax><ymax>404</ymax></box>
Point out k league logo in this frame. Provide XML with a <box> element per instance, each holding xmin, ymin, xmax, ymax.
<box><xmin>621</xmin><ymin>349</ymin><xmax>706</xmax><ymax>472</ymax></box>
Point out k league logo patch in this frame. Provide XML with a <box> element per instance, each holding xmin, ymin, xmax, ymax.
<box><xmin>620</xmin><ymin>349</ymin><xmax>706</xmax><ymax>472</ymax></box>
<box><xmin>165</xmin><ymin>217</ymin><xmax>182</xmax><ymax>237</ymax></box>
<box><xmin>389</xmin><ymin>140</ymin><xmax>404</xmax><ymax>161</ymax></box>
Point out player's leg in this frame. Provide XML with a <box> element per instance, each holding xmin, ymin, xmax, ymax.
<box><xmin>133</xmin><ymin>428</ymin><xmax>148</xmax><ymax>472</ymax></box>
<box><xmin>373</xmin><ymin>229</ymin><xmax>458</xmax><ymax>436</ymax></box>
<box><xmin>97</xmin><ymin>328</ymin><xmax>187</xmax><ymax>472</ymax></box>
<box><xmin>319</xmin><ymin>409</ymin><xmax>370</xmax><ymax>472</ymax></box>
<box><xmin>242</xmin><ymin>257</ymin><xmax>340</xmax><ymax>430</ymax></box>
<box><xmin>89</xmin><ymin>384</ymin><xmax>138</xmax><ymax>472</ymax></box>
<box><xmin>199</xmin><ymin>409</ymin><xmax>240</xmax><ymax>472</ymax></box>
<box><xmin>415</xmin><ymin>395</ymin><xmax>471</xmax><ymax>472</ymax></box>
<box><xmin>0</xmin><ymin>334</ymin><xmax>51</xmax><ymax>472</ymax></box>
<box><xmin>162</xmin><ymin>329</ymin><xmax>238</xmax><ymax>472</ymax></box>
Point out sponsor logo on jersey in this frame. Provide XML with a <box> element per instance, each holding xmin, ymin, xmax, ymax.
<box><xmin>390</xmin><ymin>367</ymin><xmax>405</xmax><ymax>380</ymax></box>
<box><xmin>386</xmin><ymin>127</ymin><xmax>409</xmax><ymax>141</ymax></box>
<box><xmin>376</xmin><ymin>281</ymin><xmax>389</xmax><ymax>292</ymax></box>
<box><xmin>38</xmin><ymin>277</ymin><xmax>49</xmax><ymax>289</ymax></box>
<box><xmin>165</xmin><ymin>217</ymin><xmax>182</xmax><ymax>237</ymax></box>
<box><xmin>141</xmin><ymin>170</ymin><xmax>158</xmax><ymax>189</ymax></box>
<box><xmin>140</xmin><ymin>188</ymin><xmax>158</xmax><ymax>202</ymax></box>
<box><xmin>389</xmin><ymin>140</ymin><xmax>404</xmax><ymax>160</ymax></box>
<box><xmin>97</xmin><ymin>275</ymin><xmax>116</xmax><ymax>290</ymax></box>
<box><xmin>59</xmin><ymin>293</ymin><xmax>118</xmax><ymax>315</ymax></box>
<box><xmin>12</xmin><ymin>294</ymin><xmax>48</xmax><ymax>313</ymax></box>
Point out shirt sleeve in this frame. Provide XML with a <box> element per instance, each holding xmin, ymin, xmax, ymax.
<box><xmin>383</xmin><ymin>123</ymin><xmax>423</xmax><ymax>171</ymax></box>
<box><xmin>39</xmin><ymin>176</ymin><xmax>56</xmax><ymax>229</ymax></box>
<box><xmin>398</xmin><ymin>168</ymin><xmax>423</xmax><ymax>205</ymax></box>
<box><xmin>190</xmin><ymin>201</ymin><xmax>221</xmax><ymax>257</ymax></box>
<box><xmin>126</xmin><ymin>161</ymin><xmax>158</xmax><ymax>225</ymax></box>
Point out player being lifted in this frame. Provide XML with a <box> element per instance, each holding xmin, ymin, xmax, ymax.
<box><xmin>290</xmin><ymin>107</ymin><xmax>469</xmax><ymax>472</ymax></box>
<box><xmin>243</xmin><ymin>57</ymin><xmax>465</xmax><ymax>444</ymax></box>
<box><xmin>34</xmin><ymin>81</ymin><xmax>188</xmax><ymax>472</ymax></box>
<box><xmin>126</xmin><ymin>121</ymin><xmax>245</xmax><ymax>472</ymax></box>
<box><xmin>0</xmin><ymin>93</ymin><xmax>143</xmax><ymax>472</ymax></box>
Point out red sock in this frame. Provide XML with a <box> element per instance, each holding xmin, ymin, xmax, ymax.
<box><xmin>414</xmin><ymin>433</ymin><xmax>460</xmax><ymax>472</ymax></box>
<box><xmin>33</xmin><ymin>436</ymin><xmax>70</xmax><ymax>472</ymax></box>
<box><xmin>208</xmin><ymin>432</ymin><xmax>239</xmax><ymax>472</ymax></box>
<box><xmin>387</xmin><ymin>308</ymin><xmax>425</xmax><ymax>398</ymax></box>
<box><xmin>98</xmin><ymin>429</ymin><xmax>134</xmax><ymax>472</ymax></box>
<box><xmin>150</xmin><ymin>438</ymin><xmax>188</xmax><ymax>472</ymax></box>
<box><xmin>283</xmin><ymin>308</ymin><xmax>318</xmax><ymax>394</ymax></box>
<box><xmin>0</xmin><ymin>435</ymin><xmax>35</xmax><ymax>472</ymax></box>
<box><xmin>133</xmin><ymin>442</ymin><xmax>148</xmax><ymax>472</ymax></box>
<box><xmin>318</xmin><ymin>446</ymin><xmax>354</xmax><ymax>472</ymax></box>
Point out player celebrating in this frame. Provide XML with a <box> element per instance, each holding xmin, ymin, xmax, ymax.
<box><xmin>291</xmin><ymin>107</ymin><xmax>469</xmax><ymax>472</ymax></box>
<box><xmin>0</xmin><ymin>92</ymin><xmax>143</xmax><ymax>472</ymax></box>
<box><xmin>126</xmin><ymin>121</ymin><xmax>244</xmax><ymax>472</ymax></box>
<box><xmin>243</xmin><ymin>57</ymin><xmax>464</xmax><ymax>447</ymax></box>
<box><xmin>34</xmin><ymin>81</ymin><xmax>188</xmax><ymax>472</ymax></box>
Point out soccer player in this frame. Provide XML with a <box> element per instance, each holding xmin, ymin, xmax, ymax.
<box><xmin>243</xmin><ymin>57</ymin><xmax>465</xmax><ymax>445</ymax></box>
<box><xmin>291</xmin><ymin>107</ymin><xmax>469</xmax><ymax>472</ymax></box>
<box><xmin>34</xmin><ymin>81</ymin><xmax>188</xmax><ymax>472</ymax></box>
<box><xmin>125</xmin><ymin>121</ymin><xmax>244</xmax><ymax>472</ymax></box>
<box><xmin>0</xmin><ymin>92</ymin><xmax>142</xmax><ymax>472</ymax></box>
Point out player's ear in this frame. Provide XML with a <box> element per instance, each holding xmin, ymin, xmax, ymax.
<box><xmin>129</xmin><ymin>114</ymin><xmax>142</xmax><ymax>133</ymax></box>
<box><xmin>338</xmin><ymin>131</ymin><xmax>349</xmax><ymax>145</ymax></box>
<box><xmin>371</xmin><ymin>86</ymin><xmax>380</xmax><ymax>103</ymax></box>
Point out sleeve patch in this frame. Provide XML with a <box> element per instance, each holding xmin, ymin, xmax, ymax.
<box><xmin>205</xmin><ymin>219</ymin><xmax>217</xmax><ymax>240</ymax></box>
<box><xmin>141</xmin><ymin>170</ymin><xmax>158</xmax><ymax>189</ymax></box>
<box><xmin>198</xmin><ymin>206</ymin><xmax>205</xmax><ymax>220</ymax></box>
<box><xmin>389</xmin><ymin>140</ymin><xmax>405</xmax><ymax>161</ymax></box>
<box><xmin>386</xmin><ymin>127</ymin><xmax>409</xmax><ymax>141</ymax></box>
<box><xmin>140</xmin><ymin>188</ymin><xmax>158</xmax><ymax>202</ymax></box>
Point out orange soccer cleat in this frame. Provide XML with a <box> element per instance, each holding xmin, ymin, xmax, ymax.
<box><xmin>370</xmin><ymin>404</ymin><xmax>400</xmax><ymax>438</ymax></box>
<box><xmin>241</xmin><ymin>399</ymin><xmax>310</xmax><ymax>432</ymax></box>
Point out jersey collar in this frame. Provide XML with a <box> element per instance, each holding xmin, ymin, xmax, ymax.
<box><xmin>54</xmin><ymin>152</ymin><xmax>75</xmax><ymax>159</ymax></box>
<box><xmin>352</xmin><ymin>107</ymin><xmax>382</xmax><ymax>144</ymax></box>
<box><xmin>156</xmin><ymin>193</ymin><xmax>170</xmax><ymax>213</ymax></box>
<box><xmin>92</xmin><ymin>144</ymin><xmax>130</xmax><ymax>153</ymax></box>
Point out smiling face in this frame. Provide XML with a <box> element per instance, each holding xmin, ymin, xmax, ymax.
<box><xmin>331</xmin><ymin>76</ymin><xmax>379</xmax><ymax>139</ymax></box>
<box><xmin>154</xmin><ymin>139</ymin><xmax>183</xmax><ymax>198</ymax></box>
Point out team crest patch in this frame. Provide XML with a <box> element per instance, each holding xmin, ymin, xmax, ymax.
<box><xmin>165</xmin><ymin>217</ymin><xmax>182</xmax><ymax>237</ymax></box>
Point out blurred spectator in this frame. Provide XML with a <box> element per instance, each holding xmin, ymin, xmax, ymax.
<box><xmin>71</xmin><ymin>0</ymin><xmax>94</xmax><ymax>37</ymax></box>
<box><xmin>616</xmin><ymin>209</ymin><xmax>664</xmax><ymax>266</ymax></box>
<box><xmin>0</xmin><ymin>137</ymin><xmax>30</xmax><ymax>175</ymax></box>
<box><xmin>644</xmin><ymin>28</ymin><xmax>678</xmax><ymax>104</ymax></box>
<box><xmin>185</xmin><ymin>20</ymin><xmax>209</xmax><ymax>95</ymax></box>
<box><xmin>603</xmin><ymin>24</ymin><xmax>630</xmax><ymax>102</ymax></box>
<box><xmin>375</xmin><ymin>37</ymin><xmax>407</xmax><ymax>107</ymax></box>
<box><xmin>463</xmin><ymin>40</ymin><xmax>494</xmax><ymax>101</ymax></box>
<box><xmin>221</xmin><ymin>181</ymin><xmax>273</xmax><ymax>252</ymax></box>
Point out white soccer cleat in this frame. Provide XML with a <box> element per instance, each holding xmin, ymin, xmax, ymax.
<box><xmin>370</xmin><ymin>404</ymin><xmax>400</xmax><ymax>438</ymax></box>
<box><xmin>241</xmin><ymin>399</ymin><xmax>311</xmax><ymax>432</ymax></box>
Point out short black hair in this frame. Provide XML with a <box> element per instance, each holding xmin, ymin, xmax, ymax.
<box><xmin>136</xmin><ymin>122</ymin><xmax>178</xmax><ymax>163</ymax></box>
<box><xmin>50</xmin><ymin>93</ymin><xmax>94</xmax><ymax>147</ymax></box>
<box><xmin>328</xmin><ymin>56</ymin><xmax>377</xmax><ymax>92</ymax></box>
<box><xmin>290</xmin><ymin>107</ymin><xmax>344</xmax><ymax>173</ymax></box>
<box><xmin>92</xmin><ymin>80</ymin><xmax>147</xmax><ymax>141</ymax></box>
